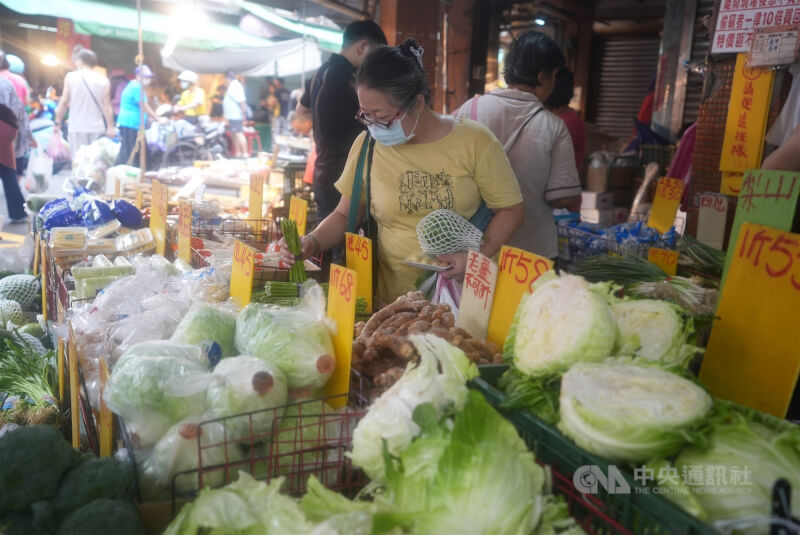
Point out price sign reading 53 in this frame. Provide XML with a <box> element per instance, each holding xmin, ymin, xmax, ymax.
<box><xmin>737</xmin><ymin>223</ymin><xmax>800</xmax><ymax>291</ymax></box>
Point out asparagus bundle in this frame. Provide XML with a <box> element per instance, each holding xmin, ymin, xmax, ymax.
<box><xmin>280</xmin><ymin>219</ymin><xmax>307</xmax><ymax>283</ymax></box>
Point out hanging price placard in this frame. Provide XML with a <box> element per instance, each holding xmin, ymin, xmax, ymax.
<box><xmin>230</xmin><ymin>240</ymin><xmax>256</xmax><ymax>307</ymax></box>
<box><xmin>98</xmin><ymin>359</ymin><xmax>112</xmax><ymax>457</ymax></box>
<box><xmin>68</xmin><ymin>322</ymin><xmax>79</xmax><ymax>449</ymax></box>
<box><xmin>487</xmin><ymin>246</ymin><xmax>553</xmax><ymax>348</ymax></box>
<box><xmin>457</xmin><ymin>251</ymin><xmax>498</xmax><ymax>341</ymax></box>
<box><xmin>648</xmin><ymin>177</ymin><xmax>684</xmax><ymax>234</ymax></box>
<box><xmin>289</xmin><ymin>196</ymin><xmax>309</xmax><ymax>236</ymax></box>
<box><xmin>345</xmin><ymin>232</ymin><xmax>372</xmax><ymax>314</ymax></box>
<box><xmin>41</xmin><ymin>240</ymin><xmax>48</xmax><ymax>325</ymax></box>
<box><xmin>324</xmin><ymin>264</ymin><xmax>357</xmax><ymax>409</ymax></box>
<box><xmin>150</xmin><ymin>179</ymin><xmax>168</xmax><ymax>256</ymax></box>
<box><xmin>721</xmin><ymin>171</ymin><xmax>743</xmax><ymax>196</ymax></box>
<box><xmin>701</xmin><ymin>223</ymin><xmax>800</xmax><ymax>417</ymax></box>
<box><xmin>248</xmin><ymin>172</ymin><xmax>265</xmax><ymax>234</ymax></box>
<box><xmin>177</xmin><ymin>199</ymin><xmax>192</xmax><ymax>263</ymax></box>
<box><xmin>647</xmin><ymin>247</ymin><xmax>679</xmax><ymax>276</ymax></box>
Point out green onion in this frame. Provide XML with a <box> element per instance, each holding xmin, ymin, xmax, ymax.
<box><xmin>573</xmin><ymin>255</ymin><xmax>667</xmax><ymax>285</ymax></box>
<box><xmin>679</xmin><ymin>235</ymin><xmax>726</xmax><ymax>277</ymax></box>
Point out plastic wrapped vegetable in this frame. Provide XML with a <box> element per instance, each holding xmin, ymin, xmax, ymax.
<box><xmin>171</xmin><ymin>302</ymin><xmax>237</xmax><ymax>358</ymax></box>
<box><xmin>234</xmin><ymin>284</ymin><xmax>335</xmax><ymax>390</ymax></box>
<box><xmin>119</xmin><ymin>340</ymin><xmax>210</xmax><ymax>366</ymax></box>
<box><xmin>205</xmin><ymin>356</ymin><xmax>289</xmax><ymax>440</ymax></box>
<box><xmin>104</xmin><ymin>355</ymin><xmax>210</xmax><ymax>448</ymax></box>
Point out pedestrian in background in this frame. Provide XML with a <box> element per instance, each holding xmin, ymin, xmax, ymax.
<box><xmin>115</xmin><ymin>65</ymin><xmax>163</xmax><ymax>167</ymax></box>
<box><xmin>0</xmin><ymin>52</ymin><xmax>33</xmax><ymax>177</ymax></box>
<box><xmin>0</xmin><ymin>85</ymin><xmax>28</xmax><ymax>224</ymax></box>
<box><xmin>223</xmin><ymin>71</ymin><xmax>248</xmax><ymax>157</ymax></box>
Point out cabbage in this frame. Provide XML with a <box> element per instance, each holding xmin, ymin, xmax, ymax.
<box><xmin>104</xmin><ymin>355</ymin><xmax>209</xmax><ymax>448</ymax></box>
<box><xmin>140</xmin><ymin>420</ymin><xmax>245</xmax><ymax>500</ymax></box>
<box><xmin>119</xmin><ymin>340</ymin><xmax>208</xmax><ymax>366</ymax></box>
<box><xmin>349</xmin><ymin>334</ymin><xmax>478</xmax><ymax>482</ymax></box>
<box><xmin>611</xmin><ymin>299</ymin><xmax>702</xmax><ymax>367</ymax></box>
<box><xmin>234</xmin><ymin>287</ymin><xmax>335</xmax><ymax>390</ymax></box>
<box><xmin>670</xmin><ymin>404</ymin><xmax>800</xmax><ymax>534</ymax></box>
<box><xmin>558</xmin><ymin>362</ymin><xmax>712</xmax><ymax>463</ymax></box>
<box><xmin>171</xmin><ymin>303</ymin><xmax>237</xmax><ymax>358</ymax></box>
<box><xmin>205</xmin><ymin>356</ymin><xmax>288</xmax><ymax>440</ymax></box>
<box><xmin>513</xmin><ymin>274</ymin><xmax>616</xmax><ymax>377</ymax></box>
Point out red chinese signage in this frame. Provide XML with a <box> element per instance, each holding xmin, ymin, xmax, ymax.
<box><xmin>713</xmin><ymin>1</ymin><xmax>800</xmax><ymax>54</ymax></box>
<box><xmin>55</xmin><ymin>19</ymin><xmax>91</xmax><ymax>63</ymax></box>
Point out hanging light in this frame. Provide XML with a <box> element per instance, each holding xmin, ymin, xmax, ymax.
<box><xmin>534</xmin><ymin>17</ymin><xmax>546</xmax><ymax>26</ymax></box>
<box><xmin>41</xmin><ymin>54</ymin><xmax>60</xmax><ymax>67</ymax></box>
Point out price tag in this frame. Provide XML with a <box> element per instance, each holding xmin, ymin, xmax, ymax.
<box><xmin>345</xmin><ymin>232</ymin><xmax>372</xmax><ymax>313</ymax></box>
<box><xmin>648</xmin><ymin>177</ymin><xmax>684</xmax><ymax>234</ymax></box>
<box><xmin>99</xmin><ymin>359</ymin><xmax>112</xmax><ymax>457</ymax></box>
<box><xmin>248</xmin><ymin>172</ymin><xmax>265</xmax><ymax>233</ymax></box>
<box><xmin>40</xmin><ymin>239</ymin><xmax>48</xmax><ymax>325</ymax></box>
<box><xmin>135</xmin><ymin>185</ymin><xmax>143</xmax><ymax>210</ymax></box>
<box><xmin>33</xmin><ymin>233</ymin><xmax>40</xmax><ymax>277</ymax></box>
<box><xmin>697</xmin><ymin>194</ymin><xmax>728</xmax><ymax>250</ymax></box>
<box><xmin>647</xmin><ymin>247</ymin><xmax>679</xmax><ymax>276</ymax></box>
<box><xmin>177</xmin><ymin>199</ymin><xmax>192</xmax><ymax>263</ymax></box>
<box><xmin>722</xmin><ymin>170</ymin><xmax>800</xmax><ymax>288</ymax></box>
<box><xmin>487</xmin><ymin>246</ymin><xmax>553</xmax><ymax>348</ymax></box>
<box><xmin>57</xmin><ymin>338</ymin><xmax>65</xmax><ymax>403</ymax></box>
<box><xmin>289</xmin><ymin>196</ymin><xmax>309</xmax><ymax>236</ymax></box>
<box><xmin>150</xmin><ymin>179</ymin><xmax>168</xmax><ymax>256</ymax></box>
<box><xmin>240</xmin><ymin>184</ymin><xmax>249</xmax><ymax>203</ymax></box>
<box><xmin>701</xmin><ymin>223</ymin><xmax>800</xmax><ymax>417</ymax></box>
<box><xmin>324</xmin><ymin>264</ymin><xmax>357</xmax><ymax>409</ymax></box>
<box><xmin>114</xmin><ymin>177</ymin><xmax>121</xmax><ymax>199</ymax></box>
<box><xmin>457</xmin><ymin>251</ymin><xmax>498</xmax><ymax>341</ymax></box>
<box><xmin>230</xmin><ymin>240</ymin><xmax>256</xmax><ymax>307</ymax></box>
<box><xmin>721</xmin><ymin>171</ymin><xmax>743</xmax><ymax>196</ymax></box>
<box><xmin>68</xmin><ymin>322</ymin><xmax>79</xmax><ymax>449</ymax></box>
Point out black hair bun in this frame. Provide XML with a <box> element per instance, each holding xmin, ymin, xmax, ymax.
<box><xmin>398</xmin><ymin>38</ymin><xmax>424</xmax><ymax>68</ymax></box>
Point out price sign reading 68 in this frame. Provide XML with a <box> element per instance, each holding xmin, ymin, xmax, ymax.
<box><xmin>325</xmin><ymin>265</ymin><xmax>358</xmax><ymax>408</ymax></box>
<box><xmin>487</xmin><ymin>246</ymin><xmax>554</xmax><ymax>347</ymax></box>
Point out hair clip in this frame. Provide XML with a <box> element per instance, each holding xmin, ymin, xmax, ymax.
<box><xmin>409</xmin><ymin>45</ymin><xmax>424</xmax><ymax>67</ymax></box>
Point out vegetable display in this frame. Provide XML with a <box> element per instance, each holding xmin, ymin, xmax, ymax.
<box><xmin>281</xmin><ymin>218</ymin><xmax>307</xmax><ymax>283</ymax></box>
<box><xmin>170</xmin><ymin>302</ymin><xmax>238</xmax><ymax>358</ymax></box>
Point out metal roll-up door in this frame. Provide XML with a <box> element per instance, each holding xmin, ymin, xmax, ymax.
<box><xmin>590</xmin><ymin>35</ymin><xmax>661</xmax><ymax>138</ymax></box>
<box><xmin>683</xmin><ymin>0</ymin><xmax>715</xmax><ymax>125</ymax></box>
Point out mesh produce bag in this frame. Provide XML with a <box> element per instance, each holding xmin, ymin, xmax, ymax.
<box><xmin>417</xmin><ymin>209</ymin><xmax>483</xmax><ymax>255</ymax></box>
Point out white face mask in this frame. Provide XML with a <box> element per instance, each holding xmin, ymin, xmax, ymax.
<box><xmin>142</xmin><ymin>78</ymin><xmax>152</xmax><ymax>87</ymax></box>
<box><xmin>367</xmin><ymin>110</ymin><xmax>420</xmax><ymax>146</ymax></box>
<box><xmin>180</xmin><ymin>81</ymin><xmax>190</xmax><ymax>89</ymax></box>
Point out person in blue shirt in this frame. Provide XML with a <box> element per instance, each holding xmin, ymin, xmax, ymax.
<box><xmin>115</xmin><ymin>64</ymin><xmax>163</xmax><ymax>167</ymax></box>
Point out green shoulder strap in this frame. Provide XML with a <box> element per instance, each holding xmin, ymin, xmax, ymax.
<box><xmin>347</xmin><ymin>134</ymin><xmax>374</xmax><ymax>233</ymax></box>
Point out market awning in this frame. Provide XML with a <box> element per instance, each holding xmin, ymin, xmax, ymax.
<box><xmin>235</xmin><ymin>0</ymin><xmax>343</xmax><ymax>53</ymax></box>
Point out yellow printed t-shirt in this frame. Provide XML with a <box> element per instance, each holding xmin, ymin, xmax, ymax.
<box><xmin>178</xmin><ymin>87</ymin><xmax>207</xmax><ymax>116</ymax></box>
<box><xmin>335</xmin><ymin>117</ymin><xmax>522</xmax><ymax>305</ymax></box>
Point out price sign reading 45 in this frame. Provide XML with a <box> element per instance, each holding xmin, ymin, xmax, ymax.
<box><xmin>177</xmin><ymin>200</ymin><xmax>192</xmax><ymax>263</ymax></box>
<box><xmin>325</xmin><ymin>265</ymin><xmax>358</xmax><ymax>408</ymax></box>
<box><xmin>289</xmin><ymin>196</ymin><xmax>309</xmax><ymax>236</ymax></box>
<box><xmin>230</xmin><ymin>240</ymin><xmax>256</xmax><ymax>307</ymax></box>
<box><xmin>248</xmin><ymin>172</ymin><xmax>265</xmax><ymax>235</ymax></box>
<box><xmin>487</xmin><ymin>246</ymin><xmax>553</xmax><ymax>347</ymax></box>
<box><xmin>345</xmin><ymin>232</ymin><xmax>372</xmax><ymax>313</ymax></box>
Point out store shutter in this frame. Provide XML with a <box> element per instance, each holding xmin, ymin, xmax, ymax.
<box><xmin>683</xmin><ymin>0</ymin><xmax>715</xmax><ymax>125</ymax></box>
<box><xmin>590</xmin><ymin>35</ymin><xmax>661</xmax><ymax>138</ymax></box>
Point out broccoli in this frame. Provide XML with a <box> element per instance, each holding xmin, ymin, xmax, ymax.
<box><xmin>56</xmin><ymin>499</ymin><xmax>145</xmax><ymax>535</ymax></box>
<box><xmin>52</xmin><ymin>457</ymin><xmax>134</xmax><ymax>518</ymax></box>
<box><xmin>0</xmin><ymin>426</ymin><xmax>79</xmax><ymax>514</ymax></box>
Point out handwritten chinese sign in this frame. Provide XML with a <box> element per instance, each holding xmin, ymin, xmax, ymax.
<box><xmin>648</xmin><ymin>177</ymin><xmax>684</xmax><ymax>233</ymax></box>
<box><xmin>701</xmin><ymin>223</ymin><xmax>800</xmax><ymax>417</ymax></box>
<box><xmin>289</xmin><ymin>196</ymin><xmax>309</xmax><ymax>236</ymax></box>
<box><xmin>324</xmin><ymin>265</ymin><xmax>357</xmax><ymax>408</ymax></box>
<box><xmin>345</xmin><ymin>233</ymin><xmax>372</xmax><ymax>313</ymax></box>
<box><xmin>177</xmin><ymin>200</ymin><xmax>192</xmax><ymax>263</ymax></box>
<box><xmin>720</xmin><ymin>54</ymin><xmax>774</xmax><ymax>173</ymax></box>
<box><xmin>697</xmin><ymin>194</ymin><xmax>729</xmax><ymax>250</ymax></box>
<box><xmin>722</xmin><ymin>169</ymin><xmax>800</xmax><ymax>287</ymax></box>
<box><xmin>647</xmin><ymin>247</ymin><xmax>679</xmax><ymax>276</ymax></box>
<box><xmin>457</xmin><ymin>251</ymin><xmax>498</xmax><ymax>341</ymax></box>
<box><xmin>487</xmin><ymin>246</ymin><xmax>553</xmax><ymax>347</ymax></box>
<box><xmin>712</xmin><ymin>1</ymin><xmax>800</xmax><ymax>54</ymax></box>
<box><xmin>150</xmin><ymin>180</ymin><xmax>168</xmax><ymax>256</ymax></box>
<box><xmin>230</xmin><ymin>240</ymin><xmax>256</xmax><ymax>307</ymax></box>
<box><xmin>749</xmin><ymin>26</ymin><xmax>800</xmax><ymax>67</ymax></box>
<box><xmin>248</xmin><ymin>172</ymin><xmax>265</xmax><ymax>235</ymax></box>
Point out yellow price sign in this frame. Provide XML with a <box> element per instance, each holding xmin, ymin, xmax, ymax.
<box><xmin>345</xmin><ymin>233</ymin><xmax>372</xmax><ymax>314</ymax></box>
<box><xmin>647</xmin><ymin>247</ymin><xmax>678</xmax><ymax>276</ymax></box>
<box><xmin>99</xmin><ymin>359</ymin><xmax>113</xmax><ymax>457</ymax></box>
<box><xmin>230</xmin><ymin>240</ymin><xmax>256</xmax><ymax>307</ymax></box>
<box><xmin>721</xmin><ymin>171</ymin><xmax>743</xmax><ymax>196</ymax></box>
<box><xmin>135</xmin><ymin>185</ymin><xmax>143</xmax><ymax>210</ymax></box>
<box><xmin>177</xmin><ymin>199</ymin><xmax>192</xmax><ymax>263</ymax></box>
<box><xmin>57</xmin><ymin>338</ymin><xmax>65</xmax><ymax>403</ymax></box>
<box><xmin>248</xmin><ymin>172</ymin><xmax>265</xmax><ymax>232</ymax></box>
<box><xmin>40</xmin><ymin>239</ymin><xmax>48</xmax><ymax>325</ymax></box>
<box><xmin>68</xmin><ymin>322</ymin><xmax>80</xmax><ymax>449</ymax></box>
<box><xmin>289</xmin><ymin>196</ymin><xmax>309</xmax><ymax>236</ymax></box>
<box><xmin>324</xmin><ymin>264</ymin><xmax>357</xmax><ymax>408</ymax></box>
<box><xmin>114</xmin><ymin>177</ymin><xmax>121</xmax><ymax>199</ymax></box>
<box><xmin>487</xmin><ymin>246</ymin><xmax>553</xmax><ymax>348</ymax></box>
<box><xmin>150</xmin><ymin>179</ymin><xmax>168</xmax><ymax>256</ymax></box>
<box><xmin>33</xmin><ymin>233</ymin><xmax>40</xmax><ymax>277</ymax></box>
<box><xmin>701</xmin><ymin>223</ymin><xmax>800</xmax><ymax>417</ymax></box>
<box><xmin>648</xmin><ymin>177</ymin><xmax>684</xmax><ymax>234</ymax></box>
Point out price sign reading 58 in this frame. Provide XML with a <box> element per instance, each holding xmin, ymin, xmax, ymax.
<box><xmin>487</xmin><ymin>246</ymin><xmax>553</xmax><ymax>347</ymax></box>
<box><xmin>325</xmin><ymin>264</ymin><xmax>358</xmax><ymax>408</ymax></box>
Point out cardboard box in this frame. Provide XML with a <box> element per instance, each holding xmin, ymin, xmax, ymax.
<box><xmin>581</xmin><ymin>191</ymin><xmax>614</xmax><ymax>210</ymax></box>
<box><xmin>580</xmin><ymin>208</ymin><xmax>615</xmax><ymax>226</ymax></box>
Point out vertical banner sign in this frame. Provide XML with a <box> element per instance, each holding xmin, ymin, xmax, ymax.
<box><xmin>697</xmin><ymin>194</ymin><xmax>729</xmax><ymax>250</ymax></box>
<box><xmin>68</xmin><ymin>322</ymin><xmax>79</xmax><ymax>449</ymax></box>
<box><xmin>345</xmin><ymin>232</ymin><xmax>373</xmax><ymax>314</ymax></box>
<box><xmin>487</xmin><ymin>246</ymin><xmax>554</xmax><ymax>348</ymax></box>
<box><xmin>719</xmin><ymin>54</ymin><xmax>774</xmax><ymax>173</ymax></box>
<box><xmin>150</xmin><ymin>180</ymin><xmax>168</xmax><ymax>256</ymax></box>
<box><xmin>289</xmin><ymin>196</ymin><xmax>309</xmax><ymax>236</ymax></box>
<box><xmin>721</xmin><ymin>170</ymin><xmax>800</xmax><ymax>287</ymax></box>
<box><xmin>457</xmin><ymin>251</ymin><xmax>498</xmax><ymax>341</ymax></box>
<box><xmin>230</xmin><ymin>240</ymin><xmax>256</xmax><ymax>307</ymax></box>
<box><xmin>648</xmin><ymin>177</ymin><xmax>685</xmax><ymax>233</ymax></box>
<box><xmin>177</xmin><ymin>199</ymin><xmax>192</xmax><ymax>263</ymax></box>
<box><xmin>701</xmin><ymin>223</ymin><xmax>800</xmax><ymax>417</ymax></box>
<box><xmin>99</xmin><ymin>359</ymin><xmax>112</xmax><ymax>457</ymax></box>
<box><xmin>248</xmin><ymin>172</ymin><xmax>265</xmax><ymax>235</ymax></box>
<box><xmin>721</xmin><ymin>171</ymin><xmax>743</xmax><ymax>196</ymax></box>
<box><xmin>325</xmin><ymin>265</ymin><xmax>357</xmax><ymax>408</ymax></box>
<box><xmin>647</xmin><ymin>247</ymin><xmax>679</xmax><ymax>276</ymax></box>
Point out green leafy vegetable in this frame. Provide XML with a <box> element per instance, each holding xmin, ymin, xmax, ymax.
<box><xmin>52</xmin><ymin>457</ymin><xmax>134</xmax><ymax>518</ymax></box>
<box><xmin>170</xmin><ymin>302</ymin><xmax>237</xmax><ymax>358</ymax></box>
<box><xmin>573</xmin><ymin>255</ymin><xmax>667</xmax><ymax>285</ymax></box>
<box><xmin>56</xmin><ymin>499</ymin><xmax>144</xmax><ymax>535</ymax></box>
<box><xmin>497</xmin><ymin>367</ymin><xmax>561</xmax><ymax>425</ymax></box>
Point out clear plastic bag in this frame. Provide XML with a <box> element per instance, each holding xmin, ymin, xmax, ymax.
<box><xmin>170</xmin><ymin>302</ymin><xmax>238</xmax><ymax>357</ymax></box>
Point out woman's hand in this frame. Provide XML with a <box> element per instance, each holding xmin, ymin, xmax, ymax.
<box><xmin>437</xmin><ymin>252</ymin><xmax>468</xmax><ymax>281</ymax></box>
<box><xmin>279</xmin><ymin>235</ymin><xmax>315</xmax><ymax>266</ymax></box>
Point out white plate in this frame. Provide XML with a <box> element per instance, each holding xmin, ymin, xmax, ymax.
<box><xmin>405</xmin><ymin>260</ymin><xmax>450</xmax><ymax>272</ymax></box>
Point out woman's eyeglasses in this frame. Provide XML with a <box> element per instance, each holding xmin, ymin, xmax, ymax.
<box><xmin>354</xmin><ymin>107</ymin><xmax>404</xmax><ymax>129</ymax></box>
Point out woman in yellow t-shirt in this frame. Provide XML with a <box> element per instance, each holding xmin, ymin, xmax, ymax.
<box><xmin>281</xmin><ymin>39</ymin><xmax>524</xmax><ymax>305</ymax></box>
<box><xmin>174</xmin><ymin>71</ymin><xmax>207</xmax><ymax>124</ymax></box>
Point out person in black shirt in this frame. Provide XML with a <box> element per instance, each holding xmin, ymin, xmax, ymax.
<box><xmin>298</xmin><ymin>20</ymin><xmax>387</xmax><ymax>219</ymax></box>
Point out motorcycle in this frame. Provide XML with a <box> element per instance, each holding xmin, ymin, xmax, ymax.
<box><xmin>148</xmin><ymin>105</ymin><xmax>229</xmax><ymax>168</ymax></box>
